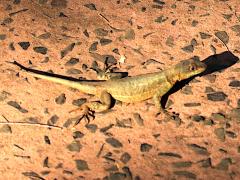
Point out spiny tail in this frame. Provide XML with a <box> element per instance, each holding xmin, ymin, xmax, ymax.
<box><xmin>10</xmin><ymin>61</ymin><xmax>98</xmax><ymax>94</ymax></box>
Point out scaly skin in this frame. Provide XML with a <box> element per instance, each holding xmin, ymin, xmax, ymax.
<box><xmin>12</xmin><ymin>59</ymin><xmax>206</xmax><ymax>123</ymax></box>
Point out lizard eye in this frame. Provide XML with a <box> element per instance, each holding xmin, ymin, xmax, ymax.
<box><xmin>189</xmin><ymin>65</ymin><xmax>195</xmax><ymax>71</ymax></box>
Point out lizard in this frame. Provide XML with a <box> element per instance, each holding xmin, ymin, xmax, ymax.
<box><xmin>11</xmin><ymin>59</ymin><xmax>206</xmax><ymax>124</ymax></box>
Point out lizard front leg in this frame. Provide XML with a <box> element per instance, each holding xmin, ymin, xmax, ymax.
<box><xmin>152</xmin><ymin>84</ymin><xmax>174</xmax><ymax>120</ymax></box>
<box><xmin>71</xmin><ymin>90</ymin><xmax>112</xmax><ymax>125</ymax></box>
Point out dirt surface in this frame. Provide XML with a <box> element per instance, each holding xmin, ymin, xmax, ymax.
<box><xmin>0</xmin><ymin>0</ymin><xmax>240</xmax><ymax>179</ymax></box>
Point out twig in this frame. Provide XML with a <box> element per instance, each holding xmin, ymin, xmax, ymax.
<box><xmin>0</xmin><ymin>116</ymin><xmax>63</xmax><ymax>130</ymax></box>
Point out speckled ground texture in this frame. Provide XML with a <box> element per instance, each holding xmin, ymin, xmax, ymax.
<box><xmin>0</xmin><ymin>0</ymin><xmax>240</xmax><ymax>179</ymax></box>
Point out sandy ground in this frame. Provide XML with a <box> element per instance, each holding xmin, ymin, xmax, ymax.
<box><xmin>0</xmin><ymin>0</ymin><xmax>240</xmax><ymax>179</ymax></box>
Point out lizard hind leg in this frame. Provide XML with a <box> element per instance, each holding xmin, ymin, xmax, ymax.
<box><xmin>70</xmin><ymin>91</ymin><xmax>112</xmax><ymax>125</ymax></box>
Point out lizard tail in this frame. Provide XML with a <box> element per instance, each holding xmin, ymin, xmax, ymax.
<box><xmin>10</xmin><ymin>61</ymin><xmax>98</xmax><ymax>94</ymax></box>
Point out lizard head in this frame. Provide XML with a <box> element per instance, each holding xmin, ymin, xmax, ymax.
<box><xmin>175</xmin><ymin>59</ymin><xmax>207</xmax><ymax>80</ymax></box>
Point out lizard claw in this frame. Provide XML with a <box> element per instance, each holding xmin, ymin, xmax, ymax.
<box><xmin>69</xmin><ymin>106</ymin><xmax>95</xmax><ymax>126</ymax></box>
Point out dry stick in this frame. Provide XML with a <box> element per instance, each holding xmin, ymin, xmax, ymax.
<box><xmin>1</xmin><ymin>115</ymin><xmax>63</xmax><ymax>130</ymax></box>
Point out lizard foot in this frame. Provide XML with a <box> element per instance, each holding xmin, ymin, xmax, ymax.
<box><xmin>155</xmin><ymin>109</ymin><xmax>174</xmax><ymax>121</ymax></box>
<box><xmin>69</xmin><ymin>106</ymin><xmax>95</xmax><ymax>125</ymax></box>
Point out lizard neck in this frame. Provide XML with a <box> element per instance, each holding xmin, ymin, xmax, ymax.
<box><xmin>164</xmin><ymin>68</ymin><xmax>180</xmax><ymax>85</ymax></box>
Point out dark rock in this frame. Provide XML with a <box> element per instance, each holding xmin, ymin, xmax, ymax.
<box><xmin>187</xmin><ymin>144</ymin><xmax>209</xmax><ymax>155</ymax></box>
<box><xmin>85</xmin><ymin>124</ymin><xmax>98</xmax><ymax>133</ymax></box>
<box><xmin>207</xmin><ymin>92</ymin><xmax>227</xmax><ymax>101</ymax></box>
<box><xmin>72</xmin><ymin>131</ymin><xmax>84</xmax><ymax>139</ymax></box>
<box><xmin>65</xmin><ymin>58</ymin><xmax>79</xmax><ymax>66</ymax></box>
<box><xmin>75</xmin><ymin>159</ymin><xmax>89</xmax><ymax>171</ymax></box>
<box><xmin>55</xmin><ymin>93</ymin><xmax>66</xmax><ymax>104</ymax></box>
<box><xmin>158</xmin><ymin>152</ymin><xmax>182</xmax><ymax>158</ymax></box>
<box><xmin>33</xmin><ymin>46</ymin><xmax>48</xmax><ymax>55</ymax></box>
<box><xmin>84</xmin><ymin>3</ymin><xmax>97</xmax><ymax>10</ymax></box>
<box><xmin>173</xmin><ymin>171</ymin><xmax>196</xmax><ymax>179</ymax></box>
<box><xmin>214</xmin><ymin>127</ymin><xmax>225</xmax><ymax>141</ymax></box>
<box><xmin>199</xmin><ymin>32</ymin><xmax>212</xmax><ymax>39</ymax></box>
<box><xmin>120</xmin><ymin>152</ymin><xmax>131</xmax><ymax>164</ymax></box>
<box><xmin>229</xmin><ymin>80</ymin><xmax>240</xmax><ymax>87</ymax></box>
<box><xmin>106</xmin><ymin>137</ymin><xmax>123</xmax><ymax>148</ymax></box>
<box><xmin>51</xmin><ymin>0</ymin><xmax>67</xmax><ymax>8</ymax></box>
<box><xmin>67</xmin><ymin>140</ymin><xmax>82</xmax><ymax>152</ymax></box>
<box><xmin>89</xmin><ymin>42</ymin><xmax>98</xmax><ymax>52</ymax></box>
<box><xmin>100</xmin><ymin>38</ymin><xmax>112</xmax><ymax>45</ymax></box>
<box><xmin>215</xmin><ymin>31</ymin><xmax>229</xmax><ymax>44</ymax></box>
<box><xmin>140</xmin><ymin>143</ymin><xmax>152</xmax><ymax>152</ymax></box>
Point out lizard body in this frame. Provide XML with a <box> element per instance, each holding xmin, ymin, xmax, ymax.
<box><xmin>12</xmin><ymin>59</ymin><xmax>206</xmax><ymax>122</ymax></box>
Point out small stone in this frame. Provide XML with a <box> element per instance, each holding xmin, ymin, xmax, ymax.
<box><xmin>199</xmin><ymin>32</ymin><xmax>212</xmax><ymax>39</ymax></box>
<box><xmin>55</xmin><ymin>93</ymin><xmax>66</xmax><ymax>104</ymax></box>
<box><xmin>0</xmin><ymin>125</ymin><xmax>12</xmax><ymax>133</ymax></box>
<box><xmin>184</xmin><ymin>103</ymin><xmax>201</xmax><ymax>107</ymax></box>
<box><xmin>109</xmin><ymin>172</ymin><xmax>126</xmax><ymax>180</ymax></box>
<box><xmin>0</xmin><ymin>34</ymin><xmax>6</xmax><ymax>40</ymax></box>
<box><xmin>133</xmin><ymin>113</ymin><xmax>144</xmax><ymax>126</ymax></box>
<box><xmin>7</xmin><ymin>101</ymin><xmax>28</xmax><ymax>113</ymax></box>
<box><xmin>33</xmin><ymin>46</ymin><xmax>48</xmax><ymax>55</ymax></box>
<box><xmin>158</xmin><ymin>152</ymin><xmax>182</xmax><ymax>158</ymax></box>
<box><xmin>229</xmin><ymin>108</ymin><xmax>240</xmax><ymax>122</ymax></box>
<box><xmin>207</xmin><ymin>92</ymin><xmax>227</xmax><ymax>101</ymax></box>
<box><xmin>0</xmin><ymin>91</ymin><xmax>10</xmax><ymax>101</ymax></box>
<box><xmin>51</xmin><ymin>0</ymin><xmax>67</xmax><ymax>8</ymax></box>
<box><xmin>2</xmin><ymin>17</ymin><xmax>13</xmax><ymax>25</ymax></box>
<box><xmin>204</xmin><ymin>74</ymin><xmax>216</xmax><ymax>83</ymax></box>
<box><xmin>172</xmin><ymin>161</ymin><xmax>192</xmax><ymax>168</ymax></box>
<box><xmin>155</xmin><ymin>15</ymin><xmax>168</xmax><ymax>23</ymax></box>
<box><xmin>181</xmin><ymin>85</ymin><xmax>193</xmax><ymax>95</ymax></box>
<box><xmin>66</xmin><ymin>68</ymin><xmax>81</xmax><ymax>75</ymax></box>
<box><xmin>38</xmin><ymin>32</ymin><xmax>51</xmax><ymax>39</ymax></box>
<box><xmin>124</xmin><ymin>29</ymin><xmax>135</xmax><ymax>40</ymax></box>
<box><xmin>94</xmin><ymin>28</ymin><xmax>108</xmax><ymax>36</ymax></box>
<box><xmin>229</xmin><ymin>80</ymin><xmax>240</xmax><ymax>87</ymax></box>
<box><xmin>72</xmin><ymin>131</ymin><xmax>84</xmax><ymax>139</ymax></box>
<box><xmin>72</xmin><ymin>98</ymin><xmax>87</xmax><ymax>107</ymax></box>
<box><xmin>215</xmin><ymin>158</ymin><xmax>232</xmax><ymax>171</ymax></box>
<box><xmin>106</xmin><ymin>137</ymin><xmax>123</xmax><ymax>148</ymax></box>
<box><xmin>215</xmin><ymin>31</ymin><xmax>229</xmax><ymax>44</ymax></box>
<box><xmin>65</xmin><ymin>58</ymin><xmax>79</xmax><ymax>66</ymax></box>
<box><xmin>140</xmin><ymin>143</ymin><xmax>152</xmax><ymax>152</ymax></box>
<box><xmin>191</xmin><ymin>115</ymin><xmax>205</xmax><ymax>122</ymax></box>
<box><xmin>85</xmin><ymin>124</ymin><xmax>98</xmax><ymax>133</ymax></box>
<box><xmin>230</xmin><ymin>25</ymin><xmax>240</xmax><ymax>36</ymax></box>
<box><xmin>182</xmin><ymin>45</ymin><xmax>194</xmax><ymax>53</ymax></box>
<box><xmin>205</xmin><ymin>87</ymin><xmax>215</xmax><ymax>93</ymax></box>
<box><xmin>47</xmin><ymin>114</ymin><xmax>59</xmax><ymax>125</ymax></box>
<box><xmin>191</xmin><ymin>20</ymin><xmax>198</xmax><ymax>27</ymax></box>
<box><xmin>44</xmin><ymin>136</ymin><xmax>51</xmax><ymax>144</ymax></box>
<box><xmin>166</xmin><ymin>36</ymin><xmax>174</xmax><ymax>47</ymax></box>
<box><xmin>173</xmin><ymin>171</ymin><xmax>196</xmax><ymax>179</ymax></box>
<box><xmin>18</xmin><ymin>42</ymin><xmax>30</xmax><ymax>50</ymax></box>
<box><xmin>187</xmin><ymin>144</ymin><xmax>209</xmax><ymax>155</ymax></box>
<box><xmin>61</xmin><ymin>43</ymin><xmax>75</xmax><ymax>59</ymax></box>
<box><xmin>197</xmin><ymin>158</ymin><xmax>212</xmax><ymax>168</ymax></box>
<box><xmin>211</xmin><ymin>113</ymin><xmax>225</xmax><ymax>122</ymax></box>
<box><xmin>120</xmin><ymin>152</ymin><xmax>131</xmax><ymax>164</ymax></box>
<box><xmin>89</xmin><ymin>42</ymin><xmax>98</xmax><ymax>52</ymax></box>
<box><xmin>83</xmin><ymin>29</ymin><xmax>89</xmax><ymax>37</ymax></box>
<box><xmin>67</xmin><ymin>140</ymin><xmax>82</xmax><ymax>152</ymax></box>
<box><xmin>75</xmin><ymin>160</ymin><xmax>89</xmax><ymax>171</ymax></box>
<box><xmin>84</xmin><ymin>3</ymin><xmax>97</xmax><ymax>10</ymax></box>
<box><xmin>225</xmin><ymin>131</ymin><xmax>237</xmax><ymax>138</ymax></box>
<box><xmin>191</xmin><ymin>39</ymin><xmax>197</xmax><ymax>46</ymax></box>
<box><xmin>222</xmin><ymin>14</ymin><xmax>232</xmax><ymax>21</ymax></box>
<box><xmin>214</xmin><ymin>127</ymin><xmax>225</xmax><ymax>141</ymax></box>
<box><xmin>100</xmin><ymin>38</ymin><xmax>112</xmax><ymax>46</ymax></box>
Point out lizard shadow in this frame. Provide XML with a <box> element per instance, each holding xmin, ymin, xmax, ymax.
<box><xmin>161</xmin><ymin>51</ymin><xmax>239</xmax><ymax>109</ymax></box>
